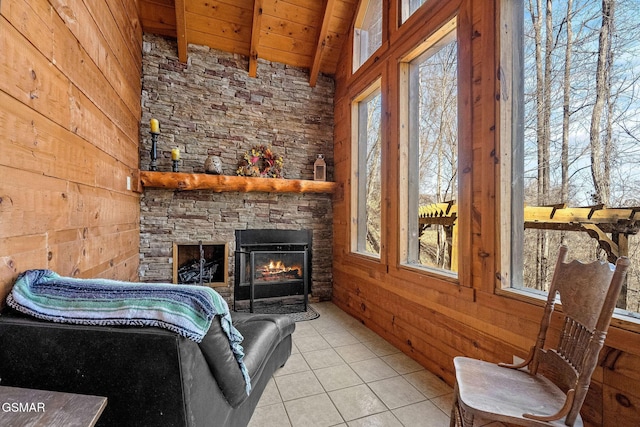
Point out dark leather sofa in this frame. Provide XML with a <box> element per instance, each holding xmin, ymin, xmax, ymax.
<box><xmin>0</xmin><ymin>307</ymin><xmax>294</xmax><ymax>426</ymax></box>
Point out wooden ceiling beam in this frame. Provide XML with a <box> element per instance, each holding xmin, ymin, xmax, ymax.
<box><xmin>249</xmin><ymin>0</ymin><xmax>263</xmax><ymax>77</ymax></box>
<box><xmin>175</xmin><ymin>0</ymin><xmax>188</xmax><ymax>63</ymax></box>
<box><xmin>309</xmin><ymin>0</ymin><xmax>336</xmax><ymax>87</ymax></box>
<box><xmin>140</xmin><ymin>0</ymin><xmax>359</xmax><ymax>78</ymax></box>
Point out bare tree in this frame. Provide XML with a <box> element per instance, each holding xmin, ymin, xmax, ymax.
<box><xmin>417</xmin><ymin>41</ymin><xmax>458</xmax><ymax>269</ymax></box>
<box><xmin>589</xmin><ymin>0</ymin><xmax>615</xmax><ymax>206</ymax></box>
<box><xmin>366</xmin><ymin>95</ymin><xmax>382</xmax><ymax>254</ymax></box>
<box><xmin>561</xmin><ymin>0</ymin><xmax>574</xmax><ymax>208</ymax></box>
<box><xmin>530</xmin><ymin>0</ymin><xmax>554</xmax><ymax>288</ymax></box>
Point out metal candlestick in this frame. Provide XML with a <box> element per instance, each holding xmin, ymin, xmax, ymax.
<box><xmin>149</xmin><ymin>131</ymin><xmax>159</xmax><ymax>171</ymax></box>
<box><xmin>172</xmin><ymin>160</ymin><xmax>180</xmax><ymax>172</ymax></box>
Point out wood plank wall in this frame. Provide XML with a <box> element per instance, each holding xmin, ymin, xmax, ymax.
<box><xmin>0</xmin><ymin>0</ymin><xmax>143</xmax><ymax>304</ymax></box>
<box><xmin>332</xmin><ymin>0</ymin><xmax>640</xmax><ymax>425</ymax></box>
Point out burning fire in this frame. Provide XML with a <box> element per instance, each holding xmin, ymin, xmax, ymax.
<box><xmin>259</xmin><ymin>260</ymin><xmax>302</xmax><ymax>279</ymax></box>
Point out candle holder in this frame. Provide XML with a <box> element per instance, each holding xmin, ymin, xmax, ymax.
<box><xmin>172</xmin><ymin>160</ymin><xmax>180</xmax><ymax>172</ymax></box>
<box><xmin>149</xmin><ymin>131</ymin><xmax>159</xmax><ymax>171</ymax></box>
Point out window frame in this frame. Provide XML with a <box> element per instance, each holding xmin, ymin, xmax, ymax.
<box><xmin>497</xmin><ymin>0</ymin><xmax>524</xmax><ymax>291</ymax></box>
<box><xmin>400</xmin><ymin>0</ymin><xmax>429</xmax><ymax>24</ymax></box>
<box><xmin>398</xmin><ymin>17</ymin><xmax>461</xmax><ymax>279</ymax></box>
<box><xmin>351</xmin><ymin>79</ymin><xmax>383</xmax><ymax>259</ymax></box>
<box><xmin>353</xmin><ymin>0</ymin><xmax>385</xmax><ymax>73</ymax></box>
<box><xmin>497</xmin><ymin>0</ymin><xmax>640</xmax><ymax>328</ymax></box>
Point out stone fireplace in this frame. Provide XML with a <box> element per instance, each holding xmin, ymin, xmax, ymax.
<box><xmin>138</xmin><ymin>35</ymin><xmax>335</xmax><ymax>306</ymax></box>
<box><xmin>139</xmin><ymin>190</ymin><xmax>333</xmax><ymax>307</ymax></box>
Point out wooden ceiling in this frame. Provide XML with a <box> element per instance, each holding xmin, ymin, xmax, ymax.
<box><xmin>138</xmin><ymin>0</ymin><xmax>360</xmax><ymax>86</ymax></box>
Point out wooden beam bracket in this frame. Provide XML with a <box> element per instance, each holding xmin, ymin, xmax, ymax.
<box><xmin>175</xmin><ymin>0</ymin><xmax>188</xmax><ymax>63</ymax></box>
<box><xmin>582</xmin><ymin>223</ymin><xmax>619</xmax><ymax>262</ymax></box>
<box><xmin>249</xmin><ymin>0</ymin><xmax>264</xmax><ymax>77</ymax></box>
<box><xmin>309</xmin><ymin>0</ymin><xmax>336</xmax><ymax>87</ymax></box>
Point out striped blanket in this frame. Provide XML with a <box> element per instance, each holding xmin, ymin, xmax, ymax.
<box><xmin>6</xmin><ymin>269</ymin><xmax>251</xmax><ymax>394</ymax></box>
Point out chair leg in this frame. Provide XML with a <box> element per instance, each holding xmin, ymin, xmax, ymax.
<box><xmin>450</xmin><ymin>403</ymin><xmax>460</xmax><ymax>427</ymax></box>
<box><xmin>450</xmin><ymin>381</ymin><xmax>460</xmax><ymax>427</ymax></box>
<box><xmin>461</xmin><ymin>407</ymin><xmax>474</xmax><ymax>427</ymax></box>
<box><xmin>450</xmin><ymin>381</ymin><xmax>473</xmax><ymax>427</ymax></box>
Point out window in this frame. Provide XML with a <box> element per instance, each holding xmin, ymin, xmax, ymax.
<box><xmin>352</xmin><ymin>82</ymin><xmax>382</xmax><ymax>257</ymax></box>
<box><xmin>401</xmin><ymin>0</ymin><xmax>428</xmax><ymax>23</ymax></box>
<box><xmin>353</xmin><ymin>0</ymin><xmax>383</xmax><ymax>72</ymax></box>
<box><xmin>400</xmin><ymin>21</ymin><xmax>458</xmax><ymax>275</ymax></box>
<box><xmin>502</xmin><ymin>0</ymin><xmax>640</xmax><ymax>318</ymax></box>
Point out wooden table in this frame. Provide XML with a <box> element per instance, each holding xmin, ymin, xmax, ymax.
<box><xmin>0</xmin><ymin>386</ymin><xmax>106</xmax><ymax>427</ymax></box>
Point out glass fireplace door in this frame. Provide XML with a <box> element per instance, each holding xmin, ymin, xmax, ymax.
<box><xmin>242</xmin><ymin>249</ymin><xmax>308</xmax><ymax>312</ymax></box>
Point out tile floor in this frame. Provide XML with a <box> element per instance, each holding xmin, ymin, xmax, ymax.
<box><xmin>247</xmin><ymin>302</ymin><xmax>471</xmax><ymax>427</ymax></box>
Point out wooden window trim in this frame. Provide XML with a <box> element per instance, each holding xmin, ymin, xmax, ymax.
<box><xmin>396</xmin><ymin>16</ymin><xmax>468</xmax><ymax>282</ymax></box>
<box><xmin>352</xmin><ymin>0</ymin><xmax>387</xmax><ymax>73</ymax></box>
<box><xmin>350</xmin><ymin>79</ymin><xmax>383</xmax><ymax>259</ymax></box>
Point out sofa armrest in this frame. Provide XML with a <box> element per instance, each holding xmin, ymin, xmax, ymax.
<box><xmin>0</xmin><ymin>309</ymin><xmax>193</xmax><ymax>426</ymax></box>
<box><xmin>198</xmin><ymin>313</ymin><xmax>295</xmax><ymax>407</ymax></box>
<box><xmin>198</xmin><ymin>316</ymin><xmax>249</xmax><ymax>407</ymax></box>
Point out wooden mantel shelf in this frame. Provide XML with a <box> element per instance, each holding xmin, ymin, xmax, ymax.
<box><xmin>140</xmin><ymin>171</ymin><xmax>339</xmax><ymax>194</ymax></box>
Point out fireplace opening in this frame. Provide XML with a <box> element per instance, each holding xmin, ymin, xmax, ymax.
<box><xmin>173</xmin><ymin>241</ymin><xmax>228</xmax><ymax>287</ymax></box>
<box><xmin>234</xmin><ymin>229</ymin><xmax>311</xmax><ymax>313</ymax></box>
<box><xmin>254</xmin><ymin>253</ymin><xmax>303</xmax><ymax>282</ymax></box>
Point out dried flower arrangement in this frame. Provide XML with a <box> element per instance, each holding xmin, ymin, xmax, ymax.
<box><xmin>236</xmin><ymin>145</ymin><xmax>284</xmax><ymax>178</ymax></box>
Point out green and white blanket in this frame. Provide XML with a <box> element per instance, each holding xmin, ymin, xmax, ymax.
<box><xmin>6</xmin><ymin>269</ymin><xmax>251</xmax><ymax>394</ymax></box>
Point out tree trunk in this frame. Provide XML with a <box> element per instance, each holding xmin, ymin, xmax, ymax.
<box><xmin>532</xmin><ymin>0</ymin><xmax>545</xmax><ymax>208</ymax></box>
<box><xmin>560</xmin><ymin>0</ymin><xmax>573</xmax><ymax>245</ymax></box>
<box><xmin>531</xmin><ymin>0</ymin><xmax>543</xmax><ymax>288</ymax></box>
<box><xmin>589</xmin><ymin>0</ymin><xmax>614</xmax><ymax>206</ymax></box>
<box><xmin>543</xmin><ymin>0</ymin><xmax>552</xmax><ymax>204</ymax></box>
<box><xmin>561</xmin><ymin>0</ymin><xmax>573</xmax><ymax>205</ymax></box>
<box><xmin>603</xmin><ymin>7</ymin><xmax>614</xmax><ymax>206</ymax></box>
<box><xmin>531</xmin><ymin>0</ymin><xmax>553</xmax><ymax>289</ymax></box>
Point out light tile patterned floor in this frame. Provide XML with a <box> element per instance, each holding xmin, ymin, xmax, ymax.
<box><xmin>247</xmin><ymin>302</ymin><xmax>457</xmax><ymax>427</ymax></box>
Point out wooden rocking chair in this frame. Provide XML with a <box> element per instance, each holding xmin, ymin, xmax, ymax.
<box><xmin>450</xmin><ymin>245</ymin><xmax>630</xmax><ymax>426</ymax></box>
